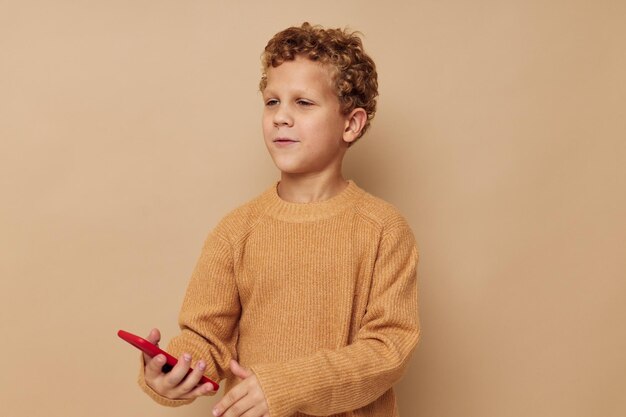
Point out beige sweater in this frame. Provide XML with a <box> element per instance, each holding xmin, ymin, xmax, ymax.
<box><xmin>138</xmin><ymin>180</ymin><xmax>420</xmax><ymax>417</ymax></box>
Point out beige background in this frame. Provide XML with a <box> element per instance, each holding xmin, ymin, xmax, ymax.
<box><xmin>1</xmin><ymin>1</ymin><xmax>624</xmax><ymax>416</ymax></box>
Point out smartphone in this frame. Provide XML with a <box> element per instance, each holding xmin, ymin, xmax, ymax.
<box><xmin>117</xmin><ymin>329</ymin><xmax>219</xmax><ymax>391</ymax></box>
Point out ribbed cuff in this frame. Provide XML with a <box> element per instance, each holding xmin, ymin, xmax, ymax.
<box><xmin>250</xmin><ymin>361</ymin><xmax>309</xmax><ymax>417</ymax></box>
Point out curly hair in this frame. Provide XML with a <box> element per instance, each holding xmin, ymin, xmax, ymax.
<box><xmin>260</xmin><ymin>22</ymin><xmax>378</xmax><ymax>139</ymax></box>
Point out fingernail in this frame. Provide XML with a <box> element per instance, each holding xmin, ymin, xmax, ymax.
<box><xmin>183</xmin><ymin>353</ymin><xmax>191</xmax><ymax>362</ymax></box>
<box><xmin>198</xmin><ymin>361</ymin><xmax>206</xmax><ymax>369</ymax></box>
<box><xmin>212</xmin><ymin>408</ymin><xmax>220</xmax><ymax>416</ymax></box>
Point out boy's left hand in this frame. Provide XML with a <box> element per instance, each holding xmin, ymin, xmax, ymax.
<box><xmin>212</xmin><ymin>360</ymin><xmax>269</xmax><ymax>417</ymax></box>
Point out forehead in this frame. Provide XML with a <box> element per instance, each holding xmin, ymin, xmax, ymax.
<box><xmin>264</xmin><ymin>56</ymin><xmax>335</xmax><ymax>95</ymax></box>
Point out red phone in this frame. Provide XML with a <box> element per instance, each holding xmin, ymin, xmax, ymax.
<box><xmin>117</xmin><ymin>329</ymin><xmax>219</xmax><ymax>391</ymax></box>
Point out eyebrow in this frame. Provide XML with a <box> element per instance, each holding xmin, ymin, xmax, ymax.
<box><xmin>262</xmin><ymin>86</ymin><xmax>318</xmax><ymax>98</ymax></box>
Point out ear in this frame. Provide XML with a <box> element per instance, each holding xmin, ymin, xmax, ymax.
<box><xmin>342</xmin><ymin>108</ymin><xmax>368</xmax><ymax>144</ymax></box>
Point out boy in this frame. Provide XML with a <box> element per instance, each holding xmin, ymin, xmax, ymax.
<box><xmin>137</xmin><ymin>22</ymin><xmax>420</xmax><ymax>417</ymax></box>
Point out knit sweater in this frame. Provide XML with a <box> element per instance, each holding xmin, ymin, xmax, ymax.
<box><xmin>138</xmin><ymin>180</ymin><xmax>420</xmax><ymax>417</ymax></box>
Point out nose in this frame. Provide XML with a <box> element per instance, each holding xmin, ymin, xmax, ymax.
<box><xmin>273</xmin><ymin>103</ymin><xmax>293</xmax><ymax>127</ymax></box>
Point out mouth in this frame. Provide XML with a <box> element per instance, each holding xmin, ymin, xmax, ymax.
<box><xmin>273</xmin><ymin>137</ymin><xmax>298</xmax><ymax>143</ymax></box>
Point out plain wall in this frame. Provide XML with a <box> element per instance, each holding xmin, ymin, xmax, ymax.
<box><xmin>1</xmin><ymin>1</ymin><xmax>624</xmax><ymax>416</ymax></box>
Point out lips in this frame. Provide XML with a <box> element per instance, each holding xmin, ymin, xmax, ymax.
<box><xmin>272</xmin><ymin>137</ymin><xmax>299</xmax><ymax>148</ymax></box>
<box><xmin>273</xmin><ymin>137</ymin><xmax>298</xmax><ymax>143</ymax></box>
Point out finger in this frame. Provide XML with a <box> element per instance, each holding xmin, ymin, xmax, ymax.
<box><xmin>230</xmin><ymin>359</ymin><xmax>252</xmax><ymax>379</ymax></box>
<box><xmin>142</xmin><ymin>328</ymin><xmax>161</xmax><ymax>363</ymax></box>
<box><xmin>162</xmin><ymin>353</ymin><xmax>192</xmax><ymax>388</ymax></box>
<box><xmin>146</xmin><ymin>328</ymin><xmax>161</xmax><ymax>345</ymax></box>
<box><xmin>145</xmin><ymin>354</ymin><xmax>168</xmax><ymax>380</ymax></box>
<box><xmin>239</xmin><ymin>404</ymin><xmax>268</xmax><ymax>417</ymax></box>
<box><xmin>213</xmin><ymin>384</ymin><xmax>248</xmax><ymax>417</ymax></box>
<box><xmin>237</xmin><ymin>379</ymin><xmax>268</xmax><ymax>417</ymax></box>
<box><xmin>181</xmin><ymin>381</ymin><xmax>215</xmax><ymax>399</ymax></box>
<box><xmin>176</xmin><ymin>359</ymin><xmax>208</xmax><ymax>394</ymax></box>
<box><xmin>221</xmin><ymin>395</ymin><xmax>255</xmax><ymax>417</ymax></box>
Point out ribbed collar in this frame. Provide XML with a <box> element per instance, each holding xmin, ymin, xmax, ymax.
<box><xmin>261</xmin><ymin>180</ymin><xmax>365</xmax><ymax>222</ymax></box>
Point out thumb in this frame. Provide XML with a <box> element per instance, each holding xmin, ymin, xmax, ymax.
<box><xmin>146</xmin><ymin>328</ymin><xmax>161</xmax><ymax>346</ymax></box>
<box><xmin>143</xmin><ymin>328</ymin><xmax>162</xmax><ymax>364</ymax></box>
<box><xmin>230</xmin><ymin>359</ymin><xmax>252</xmax><ymax>379</ymax></box>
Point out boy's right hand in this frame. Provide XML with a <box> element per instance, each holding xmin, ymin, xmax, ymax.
<box><xmin>143</xmin><ymin>328</ymin><xmax>215</xmax><ymax>399</ymax></box>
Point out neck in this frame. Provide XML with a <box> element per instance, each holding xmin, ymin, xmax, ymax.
<box><xmin>277</xmin><ymin>171</ymin><xmax>349</xmax><ymax>203</ymax></box>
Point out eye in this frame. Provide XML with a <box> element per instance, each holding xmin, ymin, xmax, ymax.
<box><xmin>265</xmin><ymin>98</ymin><xmax>279</xmax><ymax>107</ymax></box>
<box><xmin>296</xmin><ymin>99</ymin><xmax>314</xmax><ymax>106</ymax></box>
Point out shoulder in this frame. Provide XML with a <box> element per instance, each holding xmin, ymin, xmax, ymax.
<box><xmin>354</xmin><ymin>187</ymin><xmax>413</xmax><ymax>235</ymax></box>
<box><xmin>355</xmin><ymin>187</ymin><xmax>419</xmax><ymax>259</ymax></box>
<box><xmin>210</xmin><ymin>184</ymin><xmax>276</xmax><ymax>244</ymax></box>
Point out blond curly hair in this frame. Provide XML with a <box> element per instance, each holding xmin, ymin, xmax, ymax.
<box><xmin>260</xmin><ymin>22</ymin><xmax>378</xmax><ymax>138</ymax></box>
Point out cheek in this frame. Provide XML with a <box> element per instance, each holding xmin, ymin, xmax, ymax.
<box><xmin>262</xmin><ymin>115</ymin><xmax>273</xmax><ymax>137</ymax></box>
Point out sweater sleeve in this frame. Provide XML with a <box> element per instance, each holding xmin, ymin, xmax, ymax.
<box><xmin>250</xmin><ymin>220</ymin><xmax>420</xmax><ymax>417</ymax></box>
<box><xmin>137</xmin><ymin>229</ymin><xmax>241</xmax><ymax>406</ymax></box>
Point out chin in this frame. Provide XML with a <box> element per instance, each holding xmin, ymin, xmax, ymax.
<box><xmin>275</xmin><ymin>165</ymin><xmax>307</xmax><ymax>175</ymax></box>
<box><xmin>270</xmin><ymin>157</ymin><xmax>305</xmax><ymax>174</ymax></box>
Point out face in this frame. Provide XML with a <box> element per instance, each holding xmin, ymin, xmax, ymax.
<box><xmin>262</xmin><ymin>56</ymin><xmax>353</xmax><ymax>177</ymax></box>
